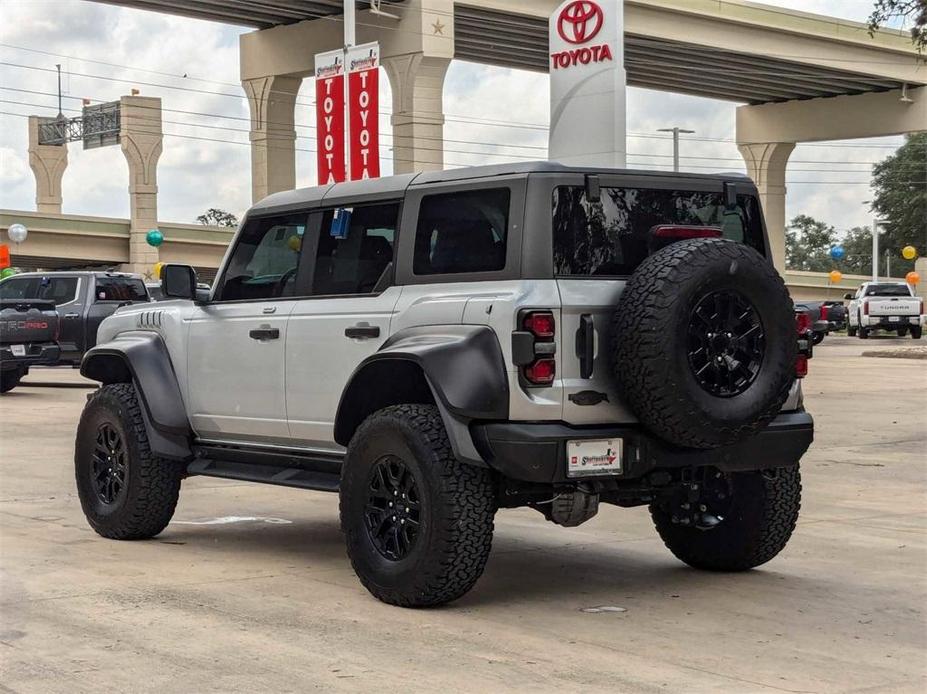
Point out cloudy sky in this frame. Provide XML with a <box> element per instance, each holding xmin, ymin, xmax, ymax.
<box><xmin>0</xmin><ymin>0</ymin><xmax>909</xmax><ymax>236</ymax></box>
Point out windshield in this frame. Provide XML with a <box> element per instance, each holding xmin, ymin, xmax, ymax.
<box><xmin>865</xmin><ymin>284</ymin><xmax>911</xmax><ymax>297</ymax></box>
<box><xmin>552</xmin><ymin>187</ymin><xmax>765</xmax><ymax>277</ymax></box>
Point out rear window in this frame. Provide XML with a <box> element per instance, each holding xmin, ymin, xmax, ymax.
<box><xmin>0</xmin><ymin>276</ymin><xmax>78</xmax><ymax>305</ymax></box>
<box><xmin>865</xmin><ymin>284</ymin><xmax>910</xmax><ymax>297</ymax></box>
<box><xmin>552</xmin><ymin>187</ymin><xmax>765</xmax><ymax>277</ymax></box>
<box><xmin>95</xmin><ymin>277</ymin><xmax>148</xmax><ymax>302</ymax></box>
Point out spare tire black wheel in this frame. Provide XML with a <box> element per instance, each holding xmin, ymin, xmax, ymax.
<box><xmin>612</xmin><ymin>238</ymin><xmax>796</xmax><ymax>449</ymax></box>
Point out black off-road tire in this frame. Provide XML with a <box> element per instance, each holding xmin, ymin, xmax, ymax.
<box><xmin>651</xmin><ymin>466</ymin><xmax>801</xmax><ymax>571</ymax></box>
<box><xmin>911</xmin><ymin>326</ymin><xmax>922</xmax><ymax>340</ymax></box>
<box><xmin>1</xmin><ymin>367</ymin><xmax>23</xmax><ymax>393</ymax></box>
<box><xmin>75</xmin><ymin>383</ymin><xmax>183</xmax><ymax>540</ymax></box>
<box><xmin>613</xmin><ymin>238</ymin><xmax>796</xmax><ymax>449</ymax></box>
<box><xmin>340</xmin><ymin>404</ymin><xmax>496</xmax><ymax>607</ymax></box>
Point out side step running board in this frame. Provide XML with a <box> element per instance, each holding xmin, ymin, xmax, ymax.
<box><xmin>187</xmin><ymin>459</ymin><xmax>340</xmax><ymax>493</ymax></box>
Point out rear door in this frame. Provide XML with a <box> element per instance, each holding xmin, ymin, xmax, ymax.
<box><xmin>285</xmin><ymin>201</ymin><xmax>402</xmax><ymax>448</ymax></box>
<box><xmin>550</xmin><ymin>177</ymin><xmax>767</xmax><ymax>424</ymax></box>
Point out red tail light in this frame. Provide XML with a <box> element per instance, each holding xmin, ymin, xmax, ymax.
<box><xmin>795</xmin><ymin>354</ymin><xmax>809</xmax><ymax>378</ymax></box>
<box><xmin>523</xmin><ymin>311</ymin><xmax>555</xmax><ymax>338</ymax></box>
<box><xmin>819</xmin><ymin>304</ymin><xmax>828</xmax><ymax>320</ymax></box>
<box><xmin>651</xmin><ymin>225</ymin><xmax>723</xmax><ymax>240</ymax></box>
<box><xmin>795</xmin><ymin>312</ymin><xmax>812</xmax><ymax>334</ymax></box>
<box><xmin>863</xmin><ymin>300</ymin><xmax>869</xmax><ymax>314</ymax></box>
<box><xmin>524</xmin><ymin>358</ymin><xmax>556</xmax><ymax>385</ymax></box>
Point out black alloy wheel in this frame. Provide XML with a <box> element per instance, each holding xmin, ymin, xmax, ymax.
<box><xmin>92</xmin><ymin>423</ymin><xmax>128</xmax><ymax>505</ymax></box>
<box><xmin>687</xmin><ymin>290</ymin><xmax>765</xmax><ymax>398</ymax></box>
<box><xmin>364</xmin><ymin>456</ymin><xmax>421</xmax><ymax>561</ymax></box>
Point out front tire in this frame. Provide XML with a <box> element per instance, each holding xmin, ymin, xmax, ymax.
<box><xmin>651</xmin><ymin>466</ymin><xmax>801</xmax><ymax>571</ymax></box>
<box><xmin>1</xmin><ymin>367</ymin><xmax>23</xmax><ymax>393</ymax></box>
<box><xmin>75</xmin><ymin>383</ymin><xmax>183</xmax><ymax>539</ymax></box>
<box><xmin>847</xmin><ymin>322</ymin><xmax>857</xmax><ymax>337</ymax></box>
<box><xmin>859</xmin><ymin>325</ymin><xmax>869</xmax><ymax>339</ymax></box>
<box><xmin>340</xmin><ymin>404</ymin><xmax>496</xmax><ymax>607</ymax></box>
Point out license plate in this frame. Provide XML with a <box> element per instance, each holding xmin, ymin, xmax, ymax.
<box><xmin>10</xmin><ymin>344</ymin><xmax>25</xmax><ymax>356</ymax></box>
<box><xmin>567</xmin><ymin>439</ymin><xmax>622</xmax><ymax>477</ymax></box>
<box><xmin>889</xmin><ymin>316</ymin><xmax>900</xmax><ymax>323</ymax></box>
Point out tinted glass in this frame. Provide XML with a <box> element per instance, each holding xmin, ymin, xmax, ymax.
<box><xmin>0</xmin><ymin>277</ymin><xmax>36</xmax><ymax>300</ymax></box>
<box><xmin>95</xmin><ymin>277</ymin><xmax>148</xmax><ymax>302</ymax></box>
<box><xmin>217</xmin><ymin>214</ymin><xmax>306</xmax><ymax>301</ymax></box>
<box><xmin>413</xmin><ymin>188</ymin><xmax>510</xmax><ymax>275</ymax></box>
<box><xmin>312</xmin><ymin>203</ymin><xmax>398</xmax><ymax>295</ymax></box>
<box><xmin>39</xmin><ymin>276</ymin><xmax>79</xmax><ymax>305</ymax></box>
<box><xmin>865</xmin><ymin>284</ymin><xmax>910</xmax><ymax>297</ymax></box>
<box><xmin>552</xmin><ymin>187</ymin><xmax>766</xmax><ymax>276</ymax></box>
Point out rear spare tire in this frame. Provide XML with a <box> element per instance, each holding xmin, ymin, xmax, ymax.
<box><xmin>612</xmin><ymin>238</ymin><xmax>796</xmax><ymax>449</ymax></box>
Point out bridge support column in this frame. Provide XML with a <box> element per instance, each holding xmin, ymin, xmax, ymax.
<box><xmin>383</xmin><ymin>54</ymin><xmax>449</xmax><ymax>174</ymax></box>
<box><xmin>244</xmin><ymin>75</ymin><xmax>300</xmax><ymax>203</ymax></box>
<box><xmin>120</xmin><ymin>95</ymin><xmax>163</xmax><ymax>276</ymax></box>
<box><xmin>737</xmin><ymin>142</ymin><xmax>795</xmax><ymax>274</ymax></box>
<box><xmin>28</xmin><ymin>116</ymin><xmax>68</xmax><ymax>214</ymax></box>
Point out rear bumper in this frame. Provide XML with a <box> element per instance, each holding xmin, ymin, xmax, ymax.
<box><xmin>864</xmin><ymin>316</ymin><xmax>921</xmax><ymax>328</ymax></box>
<box><xmin>0</xmin><ymin>343</ymin><xmax>60</xmax><ymax>370</ymax></box>
<box><xmin>471</xmin><ymin>411</ymin><xmax>814</xmax><ymax>484</ymax></box>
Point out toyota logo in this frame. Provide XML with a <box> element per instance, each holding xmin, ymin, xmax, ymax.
<box><xmin>557</xmin><ymin>1</ymin><xmax>604</xmax><ymax>45</ymax></box>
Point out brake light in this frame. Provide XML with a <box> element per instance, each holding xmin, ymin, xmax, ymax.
<box><xmin>795</xmin><ymin>354</ymin><xmax>809</xmax><ymax>378</ymax></box>
<box><xmin>795</xmin><ymin>312</ymin><xmax>811</xmax><ymax>334</ymax></box>
<box><xmin>863</xmin><ymin>300</ymin><xmax>869</xmax><ymax>315</ymax></box>
<box><xmin>651</xmin><ymin>225</ymin><xmax>723</xmax><ymax>240</ymax></box>
<box><xmin>524</xmin><ymin>358</ymin><xmax>556</xmax><ymax>385</ymax></box>
<box><xmin>523</xmin><ymin>311</ymin><xmax>555</xmax><ymax>338</ymax></box>
<box><xmin>820</xmin><ymin>304</ymin><xmax>828</xmax><ymax>320</ymax></box>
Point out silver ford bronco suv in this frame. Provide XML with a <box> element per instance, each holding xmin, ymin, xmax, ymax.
<box><xmin>75</xmin><ymin>162</ymin><xmax>813</xmax><ymax>607</ymax></box>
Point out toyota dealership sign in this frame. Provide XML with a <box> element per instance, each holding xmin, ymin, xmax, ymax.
<box><xmin>549</xmin><ymin>0</ymin><xmax>626</xmax><ymax>167</ymax></box>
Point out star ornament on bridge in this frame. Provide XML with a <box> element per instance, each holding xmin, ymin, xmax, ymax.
<box><xmin>431</xmin><ymin>19</ymin><xmax>445</xmax><ymax>35</ymax></box>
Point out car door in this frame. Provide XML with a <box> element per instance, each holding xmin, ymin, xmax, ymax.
<box><xmin>186</xmin><ymin>212</ymin><xmax>309</xmax><ymax>443</ymax></box>
<box><xmin>286</xmin><ymin>201</ymin><xmax>402</xmax><ymax>448</ymax></box>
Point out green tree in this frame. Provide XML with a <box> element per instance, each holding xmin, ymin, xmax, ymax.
<box><xmin>840</xmin><ymin>226</ymin><xmax>874</xmax><ymax>276</ymax></box>
<box><xmin>870</xmin><ymin>132</ymin><xmax>925</xmax><ymax>277</ymax></box>
<box><xmin>786</xmin><ymin>215</ymin><xmax>837</xmax><ymax>272</ymax></box>
<box><xmin>197</xmin><ymin>208</ymin><xmax>239</xmax><ymax>227</ymax></box>
<box><xmin>869</xmin><ymin>0</ymin><xmax>927</xmax><ymax>51</ymax></box>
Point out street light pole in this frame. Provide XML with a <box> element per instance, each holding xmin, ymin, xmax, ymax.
<box><xmin>658</xmin><ymin>127</ymin><xmax>695</xmax><ymax>172</ymax></box>
<box><xmin>871</xmin><ymin>219</ymin><xmax>888</xmax><ymax>282</ymax></box>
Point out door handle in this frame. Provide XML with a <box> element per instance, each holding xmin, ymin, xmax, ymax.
<box><xmin>64</xmin><ymin>313</ymin><xmax>79</xmax><ymax>318</ymax></box>
<box><xmin>345</xmin><ymin>324</ymin><xmax>380</xmax><ymax>339</ymax></box>
<box><xmin>249</xmin><ymin>328</ymin><xmax>280</xmax><ymax>341</ymax></box>
<box><xmin>575</xmin><ymin>314</ymin><xmax>595</xmax><ymax>379</ymax></box>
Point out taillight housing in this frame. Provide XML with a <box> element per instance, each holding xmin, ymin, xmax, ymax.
<box><xmin>795</xmin><ymin>354</ymin><xmax>809</xmax><ymax>378</ymax></box>
<box><xmin>795</xmin><ymin>312</ymin><xmax>812</xmax><ymax>335</ymax></box>
<box><xmin>514</xmin><ymin>310</ymin><xmax>557</xmax><ymax>386</ymax></box>
<box><xmin>819</xmin><ymin>304</ymin><xmax>829</xmax><ymax>320</ymax></box>
<box><xmin>794</xmin><ymin>311</ymin><xmax>813</xmax><ymax>379</ymax></box>
<box><xmin>863</xmin><ymin>299</ymin><xmax>869</xmax><ymax>315</ymax></box>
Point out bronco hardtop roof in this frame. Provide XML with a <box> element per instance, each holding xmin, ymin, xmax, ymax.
<box><xmin>249</xmin><ymin>161</ymin><xmax>754</xmax><ymax>217</ymax></box>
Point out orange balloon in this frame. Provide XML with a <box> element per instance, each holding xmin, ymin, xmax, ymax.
<box><xmin>828</xmin><ymin>270</ymin><xmax>843</xmax><ymax>284</ymax></box>
<box><xmin>906</xmin><ymin>271</ymin><xmax>920</xmax><ymax>286</ymax></box>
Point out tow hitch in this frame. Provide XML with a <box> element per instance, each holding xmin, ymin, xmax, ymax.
<box><xmin>657</xmin><ymin>469</ymin><xmax>732</xmax><ymax>531</ymax></box>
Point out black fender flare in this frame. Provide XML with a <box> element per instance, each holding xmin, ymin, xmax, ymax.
<box><xmin>334</xmin><ymin>325</ymin><xmax>509</xmax><ymax>465</ymax></box>
<box><xmin>80</xmin><ymin>332</ymin><xmax>193</xmax><ymax>460</ymax></box>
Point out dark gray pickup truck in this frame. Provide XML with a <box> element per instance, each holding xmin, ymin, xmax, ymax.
<box><xmin>0</xmin><ymin>299</ymin><xmax>60</xmax><ymax>392</ymax></box>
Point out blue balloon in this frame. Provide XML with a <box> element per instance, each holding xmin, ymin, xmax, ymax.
<box><xmin>830</xmin><ymin>246</ymin><xmax>845</xmax><ymax>260</ymax></box>
<box><xmin>146</xmin><ymin>229</ymin><xmax>164</xmax><ymax>247</ymax></box>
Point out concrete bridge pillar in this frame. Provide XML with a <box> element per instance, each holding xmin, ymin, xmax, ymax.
<box><xmin>120</xmin><ymin>95</ymin><xmax>163</xmax><ymax>275</ymax></box>
<box><xmin>243</xmin><ymin>75</ymin><xmax>300</xmax><ymax>203</ymax></box>
<box><xmin>383</xmin><ymin>54</ymin><xmax>450</xmax><ymax>174</ymax></box>
<box><xmin>28</xmin><ymin>116</ymin><xmax>68</xmax><ymax>214</ymax></box>
<box><xmin>737</xmin><ymin>141</ymin><xmax>795</xmax><ymax>274</ymax></box>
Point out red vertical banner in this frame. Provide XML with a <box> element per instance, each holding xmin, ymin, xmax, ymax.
<box><xmin>315</xmin><ymin>49</ymin><xmax>346</xmax><ymax>185</ymax></box>
<box><xmin>347</xmin><ymin>42</ymin><xmax>380</xmax><ymax>181</ymax></box>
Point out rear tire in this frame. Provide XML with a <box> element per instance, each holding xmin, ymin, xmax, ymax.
<box><xmin>897</xmin><ymin>328</ymin><xmax>908</xmax><ymax>337</ymax></box>
<box><xmin>812</xmin><ymin>331</ymin><xmax>825</xmax><ymax>345</ymax></box>
<box><xmin>340</xmin><ymin>404</ymin><xmax>496</xmax><ymax>607</ymax></box>
<box><xmin>847</xmin><ymin>322</ymin><xmax>857</xmax><ymax>337</ymax></box>
<box><xmin>75</xmin><ymin>383</ymin><xmax>183</xmax><ymax>539</ymax></box>
<box><xmin>651</xmin><ymin>466</ymin><xmax>801</xmax><ymax>571</ymax></box>
<box><xmin>0</xmin><ymin>367</ymin><xmax>23</xmax><ymax>393</ymax></box>
<box><xmin>859</xmin><ymin>325</ymin><xmax>869</xmax><ymax>339</ymax></box>
<box><xmin>912</xmin><ymin>326</ymin><xmax>922</xmax><ymax>340</ymax></box>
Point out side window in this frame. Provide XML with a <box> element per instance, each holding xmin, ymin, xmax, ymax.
<box><xmin>311</xmin><ymin>203</ymin><xmax>398</xmax><ymax>296</ymax></box>
<box><xmin>38</xmin><ymin>276</ymin><xmax>79</xmax><ymax>305</ymax></box>
<box><xmin>413</xmin><ymin>188</ymin><xmax>510</xmax><ymax>275</ymax></box>
<box><xmin>216</xmin><ymin>214</ymin><xmax>307</xmax><ymax>301</ymax></box>
<box><xmin>94</xmin><ymin>277</ymin><xmax>147</xmax><ymax>302</ymax></box>
<box><xmin>0</xmin><ymin>277</ymin><xmax>37</xmax><ymax>300</ymax></box>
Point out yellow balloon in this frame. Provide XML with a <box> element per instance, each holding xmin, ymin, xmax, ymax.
<box><xmin>906</xmin><ymin>271</ymin><xmax>920</xmax><ymax>286</ymax></box>
<box><xmin>153</xmin><ymin>262</ymin><xmax>163</xmax><ymax>279</ymax></box>
<box><xmin>828</xmin><ymin>270</ymin><xmax>843</xmax><ymax>284</ymax></box>
<box><xmin>287</xmin><ymin>235</ymin><xmax>302</xmax><ymax>252</ymax></box>
<box><xmin>902</xmin><ymin>245</ymin><xmax>917</xmax><ymax>261</ymax></box>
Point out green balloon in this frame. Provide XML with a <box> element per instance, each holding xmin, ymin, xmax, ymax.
<box><xmin>1</xmin><ymin>267</ymin><xmax>19</xmax><ymax>279</ymax></box>
<box><xmin>146</xmin><ymin>229</ymin><xmax>164</xmax><ymax>247</ymax></box>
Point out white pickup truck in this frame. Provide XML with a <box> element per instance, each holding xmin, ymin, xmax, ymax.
<box><xmin>846</xmin><ymin>282</ymin><xmax>923</xmax><ymax>339</ymax></box>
